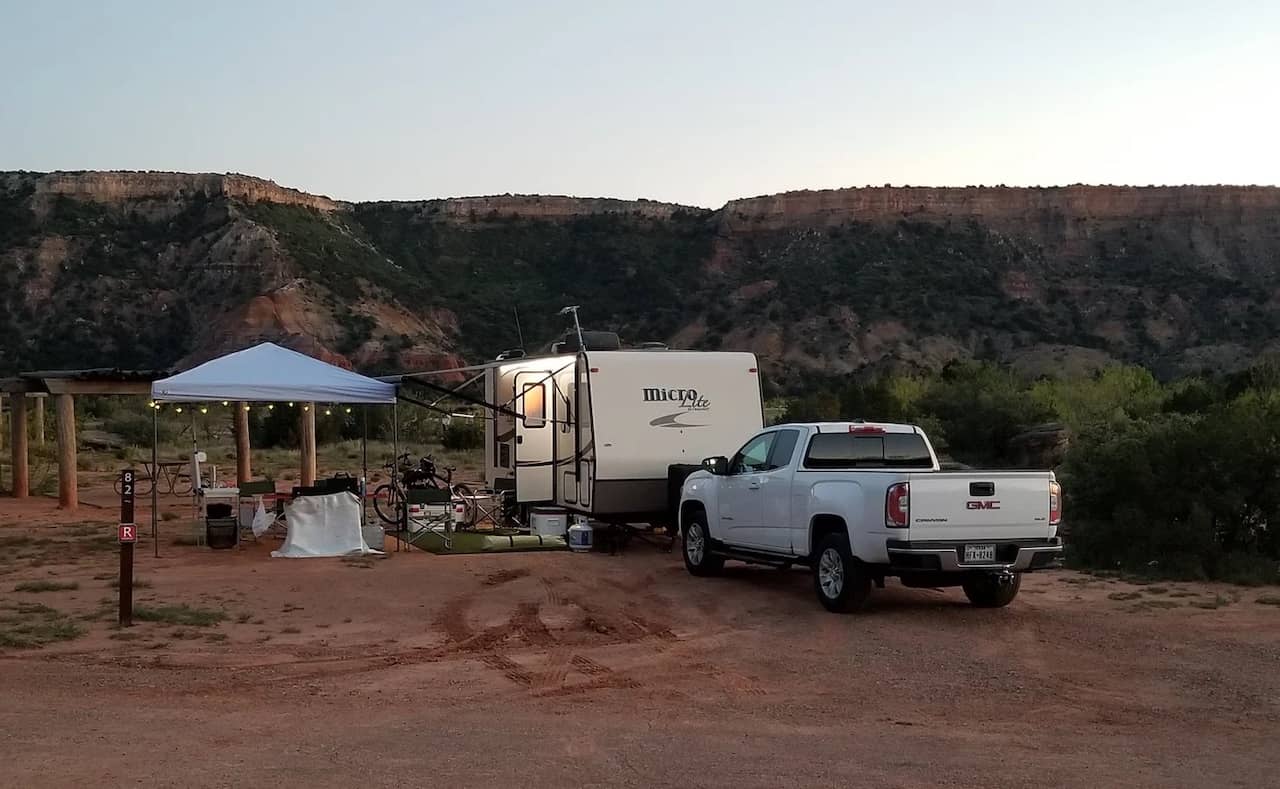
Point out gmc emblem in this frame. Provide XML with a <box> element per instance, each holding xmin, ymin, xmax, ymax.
<box><xmin>967</xmin><ymin>500</ymin><xmax>1001</xmax><ymax>510</ymax></box>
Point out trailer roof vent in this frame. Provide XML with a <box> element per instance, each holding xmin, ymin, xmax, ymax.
<box><xmin>495</xmin><ymin>348</ymin><xmax>526</xmax><ymax>361</ymax></box>
<box><xmin>557</xmin><ymin>330</ymin><xmax>622</xmax><ymax>352</ymax></box>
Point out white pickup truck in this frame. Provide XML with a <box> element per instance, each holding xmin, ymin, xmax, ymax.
<box><xmin>677</xmin><ymin>421</ymin><xmax>1063</xmax><ymax>612</ymax></box>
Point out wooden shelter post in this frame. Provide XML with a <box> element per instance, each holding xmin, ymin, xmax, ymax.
<box><xmin>33</xmin><ymin>395</ymin><xmax>45</xmax><ymax>446</ymax></box>
<box><xmin>55</xmin><ymin>393</ymin><xmax>76</xmax><ymax>509</ymax></box>
<box><xmin>8</xmin><ymin>393</ymin><xmax>28</xmax><ymax>498</ymax></box>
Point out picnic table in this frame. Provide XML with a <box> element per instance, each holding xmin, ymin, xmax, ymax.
<box><xmin>144</xmin><ymin>460</ymin><xmax>193</xmax><ymax>496</ymax></box>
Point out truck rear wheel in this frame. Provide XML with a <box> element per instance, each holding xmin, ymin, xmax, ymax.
<box><xmin>814</xmin><ymin>533</ymin><xmax>871</xmax><ymax>613</ymax></box>
<box><xmin>681</xmin><ymin>516</ymin><xmax>724</xmax><ymax>576</ymax></box>
<box><xmin>962</xmin><ymin>573</ymin><xmax>1022</xmax><ymax>608</ymax></box>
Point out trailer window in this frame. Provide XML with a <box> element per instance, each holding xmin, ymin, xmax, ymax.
<box><xmin>522</xmin><ymin>383</ymin><xmax>546</xmax><ymax>428</ymax></box>
<box><xmin>803</xmin><ymin>432</ymin><xmax>933</xmax><ymax>469</ymax></box>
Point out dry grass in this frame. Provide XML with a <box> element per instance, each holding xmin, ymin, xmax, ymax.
<box><xmin>13</xmin><ymin>580</ymin><xmax>79</xmax><ymax>593</ymax></box>
<box><xmin>107</xmin><ymin>577</ymin><xmax>153</xmax><ymax>589</ymax></box>
<box><xmin>0</xmin><ymin>602</ymin><xmax>85</xmax><ymax>649</ymax></box>
<box><xmin>133</xmin><ymin>604</ymin><xmax>225</xmax><ymax>627</ymax></box>
<box><xmin>1189</xmin><ymin>595</ymin><xmax>1233</xmax><ymax>610</ymax></box>
<box><xmin>1107</xmin><ymin>591</ymin><xmax>1143</xmax><ymax>601</ymax></box>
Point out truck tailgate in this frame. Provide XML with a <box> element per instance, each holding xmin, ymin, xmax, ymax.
<box><xmin>906</xmin><ymin>472</ymin><xmax>1054</xmax><ymax>541</ymax></box>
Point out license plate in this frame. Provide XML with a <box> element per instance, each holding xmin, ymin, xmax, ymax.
<box><xmin>963</xmin><ymin>544</ymin><xmax>996</xmax><ymax>563</ymax></box>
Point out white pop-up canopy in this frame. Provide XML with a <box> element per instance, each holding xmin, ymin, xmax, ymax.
<box><xmin>151</xmin><ymin>342</ymin><xmax>396</xmax><ymax>404</ymax></box>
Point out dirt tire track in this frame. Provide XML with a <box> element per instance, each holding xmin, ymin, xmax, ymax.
<box><xmin>539</xmin><ymin>576</ymin><xmax>566</xmax><ymax>606</ymax></box>
<box><xmin>513</xmin><ymin>602</ymin><xmax>555</xmax><ymax>647</ymax></box>
<box><xmin>481</xmin><ymin>653</ymin><xmax>533</xmax><ymax>687</ymax></box>
<box><xmin>483</xmin><ymin>568</ymin><xmax>530</xmax><ymax>587</ymax></box>
<box><xmin>536</xmin><ymin>644</ymin><xmax>575</xmax><ymax>691</ymax></box>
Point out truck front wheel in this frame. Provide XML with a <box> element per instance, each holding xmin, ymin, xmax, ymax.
<box><xmin>682</xmin><ymin>516</ymin><xmax>724</xmax><ymax>576</ymax></box>
<box><xmin>814</xmin><ymin>533</ymin><xmax>871</xmax><ymax>613</ymax></box>
<box><xmin>962</xmin><ymin>573</ymin><xmax>1022</xmax><ymax>608</ymax></box>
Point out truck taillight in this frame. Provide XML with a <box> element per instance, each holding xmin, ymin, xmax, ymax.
<box><xmin>1049</xmin><ymin>481</ymin><xmax>1062</xmax><ymax>525</ymax></box>
<box><xmin>885</xmin><ymin>482</ymin><xmax>909</xmax><ymax>528</ymax></box>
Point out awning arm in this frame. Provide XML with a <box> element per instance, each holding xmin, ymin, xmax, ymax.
<box><xmin>398</xmin><ymin>377</ymin><xmax>520</xmax><ymax>418</ymax></box>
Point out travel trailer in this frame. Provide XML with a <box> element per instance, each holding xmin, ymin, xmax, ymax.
<box><xmin>482</xmin><ymin>346</ymin><xmax>764</xmax><ymax>521</ymax></box>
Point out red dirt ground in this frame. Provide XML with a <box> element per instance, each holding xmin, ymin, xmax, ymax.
<box><xmin>1</xmin><ymin>488</ymin><xmax>1278</xmax><ymax>788</ymax></box>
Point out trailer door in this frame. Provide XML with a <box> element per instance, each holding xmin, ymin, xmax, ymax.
<box><xmin>514</xmin><ymin>371</ymin><xmax>554</xmax><ymax>503</ymax></box>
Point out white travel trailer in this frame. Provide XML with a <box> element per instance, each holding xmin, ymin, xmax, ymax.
<box><xmin>481</xmin><ymin>348</ymin><xmax>764</xmax><ymax>521</ymax></box>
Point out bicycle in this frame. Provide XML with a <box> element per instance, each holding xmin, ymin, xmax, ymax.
<box><xmin>372</xmin><ymin>453</ymin><xmax>473</xmax><ymax>527</ymax></box>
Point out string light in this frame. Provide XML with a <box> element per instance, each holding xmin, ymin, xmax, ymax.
<box><xmin>344</xmin><ymin>407</ymin><xmax>352</xmax><ymax>414</ymax></box>
<box><xmin>324</xmin><ymin>408</ymin><xmax>332</xmax><ymax>416</ymax></box>
<box><xmin>302</xmin><ymin>405</ymin><xmax>310</xmax><ymax>412</ymax></box>
<box><xmin>221</xmin><ymin>401</ymin><xmax>229</xmax><ymax>407</ymax></box>
<box><xmin>147</xmin><ymin>401</ymin><xmax>156</xmax><ymax>408</ymax></box>
<box><xmin>288</xmin><ymin>402</ymin><xmax>294</xmax><ymax>408</ymax></box>
<box><xmin>243</xmin><ymin>404</ymin><xmax>251</xmax><ymax>412</ymax></box>
<box><xmin>267</xmin><ymin>404</ymin><xmax>274</xmax><ymax>410</ymax></box>
<box><xmin>200</xmin><ymin>406</ymin><xmax>208</xmax><ymax>414</ymax></box>
<box><xmin>175</xmin><ymin>407</ymin><xmax>183</xmax><ymax>414</ymax></box>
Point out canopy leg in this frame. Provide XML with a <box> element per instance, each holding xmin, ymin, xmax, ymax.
<box><xmin>300</xmin><ymin>402</ymin><xmax>316</xmax><ymax>487</ymax></box>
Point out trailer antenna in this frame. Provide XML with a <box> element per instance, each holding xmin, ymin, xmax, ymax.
<box><xmin>513</xmin><ymin>306</ymin><xmax>526</xmax><ymax>351</ymax></box>
<box><xmin>558</xmin><ymin>305</ymin><xmax>585</xmax><ymax>351</ymax></box>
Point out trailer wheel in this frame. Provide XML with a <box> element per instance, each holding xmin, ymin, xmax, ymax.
<box><xmin>681</xmin><ymin>515</ymin><xmax>723</xmax><ymax>576</ymax></box>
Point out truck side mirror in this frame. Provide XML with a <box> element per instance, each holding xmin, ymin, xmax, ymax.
<box><xmin>702</xmin><ymin>456</ymin><xmax>730</xmax><ymax>475</ymax></box>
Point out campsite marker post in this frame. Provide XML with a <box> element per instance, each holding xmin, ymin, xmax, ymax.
<box><xmin>118</xmin><ymin>469</ymin><xmax>136</xmax><ymax>627</ymax></box>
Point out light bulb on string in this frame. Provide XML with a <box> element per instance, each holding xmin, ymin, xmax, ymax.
<box><xmin>221</xmin><ymin>401</ymin><xmax>229</xmax><ymax>407</ymax></box>
<box><xmin>200</xmin><ymin>407</ymin><xmax>208</xmax><ymax>414</ymax></box>
<box><xmin>288</xmin><ymin>402</ymin><xmax>294</xmax><ymax>408</ymax></box>
<box><xmin>302</xmin><ymin>405</ymin><xmax>310</xmax><ymax>412</ymax></box>
<box><xmin>267</xmin><ymin>404</ymin><xmax>274</xmax><ymax>410</ymax></box>
<box><xmin>324</xmin><ymin>408</ymin><xmax>332</xmax><ymax>416</ymax></box>
<box><xmin>243</xmin><ymin>404</ymin><xmax>251</xmax><ymax>412</ymax></box>
<box><xmin>175</xmin><ymin>407</ymin><xmax>183</xmax><ymax>414</ymax></box>
<box><xmin>344</xmin><ymin>407</ymin><xmax>352</xmax><ymax>414</ymax></box>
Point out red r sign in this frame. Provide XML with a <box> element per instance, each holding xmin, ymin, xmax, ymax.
<box><xmin>118</xmin><ymin>523</ymin><xmax>136</xmax><ymax>543</ymax></box>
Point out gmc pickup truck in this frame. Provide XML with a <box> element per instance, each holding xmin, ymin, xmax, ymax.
<box><xmin>677</xmin><ymin>421</ymin><xmax>1063</xmax><ymax>612</ymax></box>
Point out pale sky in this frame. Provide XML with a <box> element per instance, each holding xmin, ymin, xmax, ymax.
<box><xmin>2</xmin><ymin>0</ymin><xmax>1277</xmax><ymax>207</ymax></box>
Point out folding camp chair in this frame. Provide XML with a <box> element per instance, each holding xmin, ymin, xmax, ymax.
<box><xmin>405</xmin><ymin>487</ymin><xmax>454</xmax><ymax>549</ymax></box>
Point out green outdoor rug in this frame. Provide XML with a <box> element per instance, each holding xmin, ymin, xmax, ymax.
<box><xmin>398</xmin><ymin>529</ymin><xmax>568</xmax><ymax>555</ymax></box>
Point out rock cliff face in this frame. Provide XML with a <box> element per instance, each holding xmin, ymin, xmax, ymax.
<box><xmin>3</xmin><ymin>170</ymin><xmax>1280</xmax><ymax>385</ymax></box>
<box><xmin>366</xmin><ymin>194</ymin><xmax>696</xmax><ymax>223</ymax></box>
<box><xmin>722</xmin><ymin>185</ymin><xmax>1280</xmax><ymax>229</ymax></box>
<box><xmin>24</xmin><ymin>171</ymin><xmax>341</xmax><ymax>215</ymax></box>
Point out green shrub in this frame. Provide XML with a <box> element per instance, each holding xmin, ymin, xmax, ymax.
<box><xmin>441</xmin><ymin>419</ymin><xmax>482</xmax><ymax>451</ymax></box>
<box><xmin>106</xmin><ymin>411</ymin><xmax>175</xmax><ymax>446</ymax></box>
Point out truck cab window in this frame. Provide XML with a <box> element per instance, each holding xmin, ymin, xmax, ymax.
<box><xmin>766</xmin><ymin>429</ymin><xmax>800</xmax><ymax>469</ymax></box>
<box><xmin>730</xmin><ymin>433</ymin><xmax>776</xmax><ymax>474</ymax></box>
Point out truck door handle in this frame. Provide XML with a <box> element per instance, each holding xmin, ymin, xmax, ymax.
<box><xmin>747</xmin><ymin>480</ymin><xmax>761</xmax><ymax>490</ymax></box>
